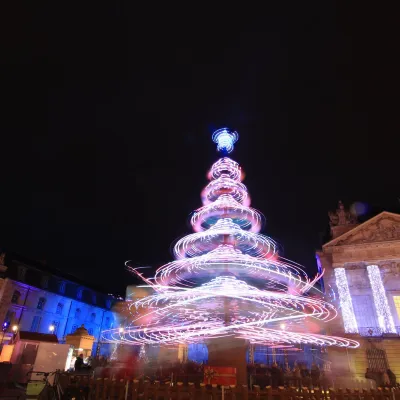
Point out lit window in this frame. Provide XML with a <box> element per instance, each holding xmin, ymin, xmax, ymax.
<box><xmin>393</xmin><ymin>296</ymin><xmax>400</xmax><ymax>318</ymax></box>
<box><xmin>37</xmin><ymin>297</ymin><xmax>46</xmax><ymax>310</ymax></box>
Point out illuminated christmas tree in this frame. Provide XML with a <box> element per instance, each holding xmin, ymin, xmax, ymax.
<box><xmin>103</xmin><ymin>129</ymin><xmax>358</xmax><ymax>381</ymax></box>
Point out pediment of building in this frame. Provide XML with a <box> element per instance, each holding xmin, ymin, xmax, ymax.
<box><xmin>324</xmin><ymin>212</ymin><xmax>400</xmax><ymax>248</ymax></box>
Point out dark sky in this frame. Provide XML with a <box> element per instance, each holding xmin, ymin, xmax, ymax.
<box><xmin>2</xmin><ymin>4</ymin><xmax>399</xmax><ymax>295</ymax></box>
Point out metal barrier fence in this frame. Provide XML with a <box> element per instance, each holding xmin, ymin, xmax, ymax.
<box><xmin>65</xmin><ymin>377</ymin><xmax>400</xmax><ymax>400</ymax></box>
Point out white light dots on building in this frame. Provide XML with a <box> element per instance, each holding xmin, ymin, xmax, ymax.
<box><xmin>367</xmin><ymin>264</ymin><xmax>396</xmax><ymax>333</ymax></box>
<box><xmin>334</xmin><ymin>268</ymin><xmax>359</xmax><ymax>334</ymax></box>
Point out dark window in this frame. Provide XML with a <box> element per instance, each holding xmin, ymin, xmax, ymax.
<box><xmin>56</xmin><ymin>303</ymin><xmax>63</xmax><ymax>315</ymax></box>
<box><xmin>5</xmin><ymin>310</ymin><xmax>15</xmax><ymax>325</ymax></box>
<box><xmin>71</xmin><ymin>324</ymin><xmax>78</xmax><ymax>334</ymax></box>
<box><xmin>88</xmin><ymin>327</ymin><xmax>93</xmax><ymax>335</ymax></box>
<box><xmin>26</xmin><ymin>269</ymin><xmax>41</xmax><ymax>287</ymax></box>
<box><xmin>11</xmin><ymin>290</ymin><xmax>21</xmax><ymax>304</ymax></box>
<box><xmin>41</xmin><ymin>276</ymin><xmax>49</xmax><ymax>289</ymax></box>
<box><xmin>90</xmin><ymin>313</ymin><xmax>96</xmax><ymax>322</ymax></box>
<box><xmin>74</xmin><ymin>308</ymin><xmax>81</xmax><ymax>319</ymax></box>
<box><xmin>77</xmin><ymin>288</ymin><xmax>83</xmax><ymax>300</ymax></box>
<box><xmin>105</xmin><ymin>317</ymin><xmax>110</xmax><ymax>329</ymax></box>
<box><xmin>18</xmin><ymin>266</ymin><xmax>27</xmax><ymax>281</ymax></box>
<box><xmin>59</xmin><ymin>281</ymin><xmax>66</xmax><ymax>294</ymax></box>
<box><xmin>106</xmin><ymin>299</ymin><xmax>111</xmax><ymax>309</ymax></box>
<box><xmin>31</xmin><ymin>316</ymin><xmax>41</xmax><ymax>332</ymax></box>
<box><xmin>37</xmin><ymin>297</ymin><xmax>46</xmax><ymax>310</ymax></box>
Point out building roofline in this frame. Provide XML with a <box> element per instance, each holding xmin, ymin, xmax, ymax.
<box><xmin>5</xmin><ymin>251</ymin><xmax>123</xmax><ymax>299</ymax></box>
<box><xmin>322</xmin><ymin>211</ymin><xmax>400</xmax><ymax>248</ymax></box>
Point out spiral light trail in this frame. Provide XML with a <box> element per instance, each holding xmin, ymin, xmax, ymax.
<box><xmin>103</xmin><ymin>128</ymin><xmax>359</xmax><ymax>349</ymax></box>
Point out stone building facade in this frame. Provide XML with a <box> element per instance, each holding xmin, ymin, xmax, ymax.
<box><xmin>0</xmin><ymin>252</ymin><xmax>119</xmax><ymax>357</ymax></box>
<box><xmin>317</xmin><ymin>203</ymin><xmax>400</xmax><ymax>380</ymax></box>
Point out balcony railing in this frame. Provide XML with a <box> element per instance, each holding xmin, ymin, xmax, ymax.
<box><xmin>359</xmin><ymin>327</ymin><xmax>383</xmax><ymax>337</ymax></box>
<box><xmin>356</xmin><ymin>326</ymin><xmax>400</xmax><ymax>337</ymax></box>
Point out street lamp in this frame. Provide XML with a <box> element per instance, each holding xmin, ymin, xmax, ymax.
<box><xmin>12</xmin><ymin>325</ymin><xmax>18</xmax><ymax>332</ymax></box>
<box><xmin>118</xmin><ymin>327</ymin><xmax>124</xmax><ymax>334</ymax></box>
<box><xmin>49</xmin><ymin>325</ymin><xmax>55</xmax><ymax>333</ymax></box>
<box><xmin>280</xmin><ymin>323</ymin><xmax>286</xmax><ymax>330</ymax></box>
<box><xmin>0</xmin><ymin>322</ymin><xmax>9</xmax><ymax>347</ymax></box>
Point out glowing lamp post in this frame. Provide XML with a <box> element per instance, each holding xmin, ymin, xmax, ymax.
<box><xmin>0</xmin><ymin>322</ymin><xmax>9</xmax><ymax>347</ymax></box>
<box><xmin>49</xmin><ymin>325</ymin><xmax>55</xmax><ymax>333</ymax></box>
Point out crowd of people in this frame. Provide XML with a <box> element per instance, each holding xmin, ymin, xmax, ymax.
<box><xmin>72</xmin><ymin>355</ymin><xmax>399</xmax><ymax>390</ymax></box>
<box><xmin>248</xmin><ymin>362</ymin><xmax>327</xmax><ymax>388</ymax></box>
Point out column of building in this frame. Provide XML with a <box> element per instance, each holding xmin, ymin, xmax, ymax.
<box><xmin>334</xmin><ymin>267</ymin><xmax>359</xmax><ymax>333</ymax></box>
<box><xmin>366</xmin><ymin>265</ymin><xmax>396</xmax><ymax>334</ymax></box>
<box><xmin>334</xmin><ymin>263</ymin><xmax>396</xmax><ymax>335</ymax></box>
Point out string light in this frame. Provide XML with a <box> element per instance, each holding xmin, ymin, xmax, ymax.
<box><xmin>334</xmin><ymin>268</ymin><xmax>358</xmax><ymax>334</ymax></box>
<box><xmin>173</xmin><ymin>219</ymin><xmax>277</xmax><ymax>259</ymax></box>
<box><xmin>191</xmin><ymin>194</ymin><xmax>263</xmax><ymax>233</ymax></box>
<box><xmin>208</xmin><ymin>157</ymin><xmax>242</xmax><ymax>181</ymax></box>
<box><xmin>367</xmin><ymin>265</ymin><xmax>396</xmax><ymax>333</ymax></box>
<box><xmin>104</xmin><ymin>129</ymin><xmax>359</xmax><ymax>350</ymax></box>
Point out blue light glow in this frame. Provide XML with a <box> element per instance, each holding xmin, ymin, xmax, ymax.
<box><xmin>212</xmin><ymin>128</ymin><xmax>239</xmax><ymax>153</ymax></box>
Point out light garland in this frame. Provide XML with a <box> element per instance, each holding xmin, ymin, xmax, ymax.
<box><xmin>191</xmin><ymin>194</ymin><xmax>263</xmax><ymax>233</ymax></box>
<box><xmin>152</xmin><ymin>245</ymin><xmax>319</xmax><ymax>292</ymax></box>
<box><xmin>173</xmin><ymin>219</ymin><xmax>277</xmax><ymax>259</ymax></box>
<box><xmin>202</xmin><ymin>177</ymin><xmax>249</xmax><ymax>205</ymax></box>
<box><xmin>208</xmin><ymin>157</ymin><xmax>242</xmax><ymax>181</ymax></box>
<box><xmin>334</xmin><ymin>268</ymin><xmax>358</xmax><ymax>334</ymax></box>
<box><xmin>367</xmin><ymin>265</ymin><xmax>396</xmax><ymax>333</ymax></box>
<box><xmin>104</xmin><ymin>129</ymin><xmax>359</xmax><ymax>350</ymax></box>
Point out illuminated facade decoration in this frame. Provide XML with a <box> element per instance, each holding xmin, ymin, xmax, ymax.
<box><xmin>366</xmin><ymin>265</ymin><xmax>396</xmax><ymax>333</ymax></box>
<box><xmin>0</xmin><ymin>253</ymin><xmax>119</xmax><ymax>357</ymax></box>
<box><xmin>334</xmin><ymin>268</ymin><xmax>358</xmax><ymax>334</ymax></box>
<box><xmin>103</xmin><ymin>130</ymin><xmax>359</xmax><ymax>351</ymax></box>
<box><xmin>317</xmin><ymin>205</ymin><xmax>400</xmax><ymax>380</ymax></box>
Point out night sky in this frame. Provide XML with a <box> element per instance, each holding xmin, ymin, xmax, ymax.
<box><xmin>2</xmin><ymin>4</ymin><xmax>399</xmax><ymax>295</ymax></box>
